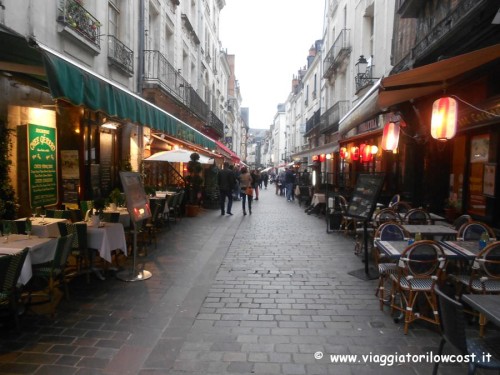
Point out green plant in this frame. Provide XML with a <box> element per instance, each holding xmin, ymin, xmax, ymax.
<box><xmin>0</xmin><ymin>123</ymin><xmax>17</xmax><ymax>220</ymax></box>
<box><xmin>108</xmin><ymin>188</ymin><xmax>123</xmax><ymax>205</ymax></box>
<box><xmin>186</xmin><ymin>152</ymin><xmax>203</xmax><ymax>205</ymax></box>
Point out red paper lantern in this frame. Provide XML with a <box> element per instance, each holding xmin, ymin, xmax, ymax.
<box><xmin>312</xmin><ymin>155</ymin><xmax>319</xmax><ymax>162</ymax></box>
<box><xmin>351</xmin><ymin>146</ymin><xmax>359</xmax><ymax>161</ymax></box>
<box><xmin>362</xmin><ymin>144</ymin><xmax>372</xmax><ymax>162</ymax></box>
<box><xmin>319</xmin><ymin>153</ymin><xmax>326</xmax><ymax>162</ymax></box>
<box><xmin>381</xmin><ymin>122</ymin><xmax>400</xmax><ymax>151</ymax></box>
<box><xmin>431</xmin><ymin>97</ymin><xmax>457</xmax><ymax>140</ymax></box>
<box><xmin>340</xmin><ymin>147</ymin><xmax>348</xmax><ymax>159</ymax></box>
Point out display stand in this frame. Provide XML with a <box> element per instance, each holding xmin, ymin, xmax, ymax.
<box><xmin>116</xmin><ymin>172</ymin><xmax>152</xmax><ymax>282</ymax></box>
<box><xmin>346</xmin><ymin>173</ymin><xmax>385</xmax><ymax>280</ymax></box>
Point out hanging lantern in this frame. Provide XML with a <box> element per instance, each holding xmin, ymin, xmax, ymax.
<box><xmin>340</xmin><ymin>147</ymin><xmax>348</xmax><ymax>159</ymax></box>
<box><xmin>312</xmin><ymin>155</ymin><xmax>319</xmax><ymax>162</ymax></box>
<box><xmin>370</xmin><ymin>145</ymin><xmax>379</xmax><ymax>155</ymax></box>
<box><xmin>319</xmin><ymin>153</ymin><xmax>326</xmax><ymax>162</ymax></box>
<box><xmin>362</xmin><ymin>144</ymin><xmax>372</xmax><ymax>162</ymax></box>
<box><xmin>351</xmin><ymin>146</ymin><xmax>359</xmax><ymax>161</ymax></box>
<box><xmin>431</xmin><ymin>97</ymin><xmax>458</xmax><ymax>140</ymax></box>
<box><xmin>326</xmin><ymin>153</ymin><xmax>332</xmax><ymax>160</ymax></box>
<box><xmin>381</xmin><ymin>122</ymin><xmax>400</xmax><ymax>151</ymax></box>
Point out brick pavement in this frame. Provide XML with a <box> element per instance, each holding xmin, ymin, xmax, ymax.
<box><xmin>0</xmin><ymin>186</ymin><xmax>493</xmax><ymax>374</ymax></box>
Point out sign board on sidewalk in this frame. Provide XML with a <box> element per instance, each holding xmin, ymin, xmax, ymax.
<box><xmin>28</xmin><ymin>123</ymin><xmax>58</xmax><ymax>207</ymax></box>
<box><xmin>119</xmin><ymin>171</ymin><xmax>151</xmax><ymax>223</ymax></box>
<box><xmin>347</xmin><ymin>173</ymin><xmax>385</xmax><ymax>220</ymax></box>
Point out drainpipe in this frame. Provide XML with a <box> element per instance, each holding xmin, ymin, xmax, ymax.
<box><xmin>136</xmin><ymin>0</ymin><xmax>145</xmax><ymax>169</ymax></box>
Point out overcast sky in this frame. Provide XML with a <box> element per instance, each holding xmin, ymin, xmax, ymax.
<box><xmin>219</xmin><ymin>0</ymin><xmax>326</xmax><ymax>129</ymax></box>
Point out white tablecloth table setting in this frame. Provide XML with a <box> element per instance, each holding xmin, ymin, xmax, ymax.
<box><xmin>83</xmin><ymin>222</ymin><xmax>128</xmax><ymax>263</ymax></box>
<box><xmin>15</xmin><ymin>217</ymin><xmax>67</xmax><ymax>238</ymax></box>
<box><xmin>0</xmin><ymin>234</ymin><xmax>59</xmax><ymax>285</ymax></box>
<box><xmin>102</xmin><ymin>207</ymin><xmax>131</xmax><ymax>227</ymax></box>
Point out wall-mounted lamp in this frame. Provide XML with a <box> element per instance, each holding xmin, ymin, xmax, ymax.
<box><xmin>431</xmin><ymin>97</ymin><xmax>457</xmax><ymax>141</ymax></box>
<box><xmin>101</xmin><ymin>122</ymin><xmax>119</xmax><ymax>130</ymax></box>
<box><xmin>356</xmin><ymin>55</ymin><xmax>368</xmax><ymax>77</ymax></box>
<box><xmin>381</xmin><ymin>122</ymin><xmax>400</xmax><ymax>151</ymax></box>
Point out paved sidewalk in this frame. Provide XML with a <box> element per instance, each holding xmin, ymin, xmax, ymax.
<box><xmin>0</xmin><ymin>187</ymin><xmax>491</xmax><ymax>374</ymax></box>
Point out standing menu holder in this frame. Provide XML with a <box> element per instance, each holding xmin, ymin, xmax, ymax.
<box><xmin>116</xmin><ymin>172</ymin><xmax>153</xmax><ymax>282</ymax></box>
<box><xmin>347</xmin><ymin>173</ymin><xmax>385</xmax><ymax>280</ymax></box>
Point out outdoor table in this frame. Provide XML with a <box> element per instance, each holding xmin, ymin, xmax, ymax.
<box><xmin>462</xmin><ymin>294</ymin><xmax>500</xmax><ymax>336</ymax></box>
<box><xmin>15</xmin><ymin>217</ymin><xmax>67</xmax><ymax>238</ymax></box>
<box><xmin>439</xmin><ymin>240</ymin><xmax>484</xmax><ymax>261</ymax></box>
<box><xmin>402</xmin><ymin>224</ymin><xmax>457</xmax><ymax>240</ymax></box>
<box><xmin>374</xmin><ymin>240</ymin><xmax>463</xmax><ymax>260</ymax></box>
<box><xmin>0</xmin><ymin>234</ymin><xmax>59</xmax><ymax>284</ymax></box>
<box><xmin>429</xmin><ymin>213</ymin><xmax>447</xmax><ymax>223</ymax></box>
<box><xmin>311</xmin><ymin>193</ymin><xmax>325</xmax><ymax>207</ymax></box>
<box><xmin>82</xmin><ymin>222</ymin><xmax>128</xmax><ymax>263</ymax></box>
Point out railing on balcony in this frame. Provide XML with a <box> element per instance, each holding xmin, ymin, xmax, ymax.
<box><xmin>355</xmin><ymin>65</ymin><xmax>378</xmax><ymax>93</ymax></box>
<box><xmin>144</xmin><ymin>50</ymin><xmax>208</xmax><ymax>121</ymax></box>
<box><xmin>207</xmin><ymin>111</ymin><xmax>224</xmax><ymax>137</ymax></box>
<box><xmin>304</xmin><ymin>109</ymin><xmax>321</xmax><ymax>136</ymax></box>
<box><xmin>323</xmin><ymin>29</ymin><xmax>351</xmax><ymax>79</ymax></box>
<box><xmin>108</xmin><ymin>35</ymin><xmax>133</xmax><ymax>75</ymax></box>
<box><xmin>319</xmin><ymin>100</ymin><xmax>349</xmax><ymax>134</ymax></box>
<box><xmin>57</xmin><ymin>0</ymin><xmax>101</xmax><ymax>48</ymax></box>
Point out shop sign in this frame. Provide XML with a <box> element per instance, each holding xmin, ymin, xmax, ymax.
<box><xmin>357</xmin><ymin>118</ymin><xmax>378</xmax><ymax>133</ymax></box>
<box><xmin>458</xmin><ymin>101</ymin><xmax>500</xmax><ymax>130</ymax></box>
<box><xmin>28</xmin><ymin>124</ymin><xmax>58</xmax><ymax>208</ymax></box>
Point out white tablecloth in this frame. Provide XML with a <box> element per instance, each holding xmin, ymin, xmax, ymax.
<box><xmin>85</xmin><ymin>222</ymin><xmax>128</xmax><ymax>263</ymax></box>
<box><xmin>311</xmin><ymin>194</ymin><xmax>326</xmax><ymax>207</ymax></box>
<box><xmin>0</xmin><ymin>234</ymin><xmax>59</xmax><ymax>285</ymax></box>
<box><xmin>16</xmin><ymin>217</ymin><xmax>67</xmax><ymax>238</ymax></box>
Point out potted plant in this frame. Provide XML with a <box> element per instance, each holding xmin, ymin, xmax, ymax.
<box><xmin>443</xmin><ymin>196</ymin><xmax>459</xmax><ymax>223</ymax></box>
<box><xmin>108</xmin><ymin>188</ymin><xmax>123</xmax><ymax>211</ymax></box>
<box><xmin>185</xmin><ymin>152</ymin><xmax>203</xmax><ymax>216</ymax></box>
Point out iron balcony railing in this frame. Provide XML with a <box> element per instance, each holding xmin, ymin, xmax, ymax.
<box><xmin>304</xmin><ymin>109</ymin><xmax>322</xmax><ymax>136</ymax></box>
<box><xmin>323</xmin><ymin>29</ymin><xmax>351</xmax><ymax>79</ymax></box>
<box><xmin>143</xmin><ymin>50</ymin><xmax>208</xmax><ymax>121</ymax></box>
<box><xmin>108</xmin><ymin>35</ymin><xmax>133</xmax><ymax>75</ymax></box>
<box><xmin>319</xmin><ymin>100</ymin><xmax>349</xmax><ymax>133</ymax></box>
<box><xmin>57</xmin><ymin>0</ymin><xmax>101</xmax><ymax>48</ymax></box>
<box><xmin>355</xmin><ymin>65</ymin><xmax>378</xmax><ymax>93</ymax></box>
<box><xmin>207</xmin><ymin>111</ymin><xmax>224</xmax><ymax>137</ymax></box>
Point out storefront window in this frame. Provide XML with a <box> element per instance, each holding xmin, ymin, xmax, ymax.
<box><xmin>468</xmin><ymin>134</ymin><xmax>489</xmax><ymax>216</ymax></box>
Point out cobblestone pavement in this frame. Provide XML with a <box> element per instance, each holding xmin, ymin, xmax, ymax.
<box><xmin>0</xmin><ymin>187</ymin><xmax>493</xmax><ymax>374</ymax></box>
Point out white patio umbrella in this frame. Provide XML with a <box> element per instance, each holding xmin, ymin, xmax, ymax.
<box><xmin>144</xmin><ymin>149</ymin><xmax>214</xmax><ymax>164</ymax></box>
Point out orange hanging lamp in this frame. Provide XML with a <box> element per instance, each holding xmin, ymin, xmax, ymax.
<box><xmin>381</xmin><ymin>122</ymin><xmax>400</xmax><ymax>151</ymax></box>
<box><xmin>431</xmin><ymin>97</ymin><xmax>458</xmax><ymax>141</ymax></box>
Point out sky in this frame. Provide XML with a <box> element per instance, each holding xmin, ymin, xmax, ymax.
<box><xmin>219</xmin><ymin>0</ymin><xmax>326</xmax><ymax>129</ymax></box>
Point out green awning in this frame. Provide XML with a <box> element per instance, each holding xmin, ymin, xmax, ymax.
<box><xmin>39</xmin><ymin>46</ymin><xmax>215</xmax><ymax>149</ymax></box>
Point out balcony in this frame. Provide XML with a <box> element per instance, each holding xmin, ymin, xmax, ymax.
<box><xmin>319</xmin><ymin>101</ymin><xmax>349</xmax><ymax>134</ymax></box>
<box><xmin>323</xmin><ymin>29</ymin><xmax>351</xmax><ymax>79</ymax></box>
<box><xmin>304</xmin><ymin>109</ymin><xmax>321</xmax><ymax>136</ymax></box>
<box><xmin>143</xmin><ymin>50</ymin><xmax>208</xmax><ymax>121</ymax></box>
<box><xmin>206</xmin><ymin>111</ymin><xmax>224</xmax><ymax>138</ymax></box>
<box><xmin>355</xmin><ymin>64</ymin><xmax>378</xmax><ymax>93</ymax></box>
<box><xmin>107</xmin><ymin>35</ymin><xmax>133</xmax><ymax>75</ymax></box>
<box><xmin>181</xmin><ymin>13</ymin><xmax>200</xmax><ymax>45</ymax></box>
<box><xmin>57</xmin><ymin>0</ymin><xmax>101</xmax><ymax>49</ymax></box>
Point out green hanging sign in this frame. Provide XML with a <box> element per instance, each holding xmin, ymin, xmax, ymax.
<box><xmin>28</xmin><ymin>123</ymin><xmax>58</xmax><ymax>207</ymax></box>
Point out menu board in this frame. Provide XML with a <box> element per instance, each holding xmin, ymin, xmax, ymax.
<box><xmin>120</xmin><ymin>172</ymin><xmax>151</xmax><ymax>222</ymax></box>
<box><xmin>347</xmin><ymin>174</ymin><xmax>385</xmax><ymax>220</ymax></box>
<box><xmin>28</xmin><ymin>123</ymin><xmax>58</xmax><ymax>207</ymax></box>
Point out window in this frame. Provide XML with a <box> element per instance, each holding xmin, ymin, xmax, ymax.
<box><xmin>108</xmin><ymin>0</ymin><xmax>119</xmax><ymax>37</ymax></box>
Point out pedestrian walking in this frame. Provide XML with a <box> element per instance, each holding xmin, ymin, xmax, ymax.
<box><xmin>284</xmin><ymin>167</ymin><xmax>296</xmax><ymax>202</ymax></box>
<box><xmin>251</xmin><ymin>169</ymin><xmax>260</xmax><ymax>200</ymax></box>
<box><xmin>217</xmin><ymin>162</ymin><xmax>236</xmax><ymax>215</ymax></box>
<box><xmin>239</xmin><ymin>166</ymin><xmax>254</xmax><ymax>215</ymax></box>
<box><xmin>262</xmin><ymin>171</ymin><xmax>269</xmax><ymax>189</ymax></box>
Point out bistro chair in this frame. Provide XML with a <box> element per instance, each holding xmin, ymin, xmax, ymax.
<box><xmin>433</xmin><ymin>286</ymin><xmax>500</xmax><ymax>375</ymax></box>
<box><xmin>2</xmin><ymin>220</ymin><xmax>26</xmax><ymax>235</ymax></box>
<box><xmin>452</xmin><ymin>214</ymin><xmax>472</xmax><ymax>231</ymax></box>
<box><xmin>404</xmin><ymin>208</ymin><xmax>431</xmax><ymax>225</ymax></box>
<box><xmin>53</xmin><ymin>209</ymin><xmax>72</xmax><ymax>220</ymax></box>
<box><xmin>373</xmin><ymin>222</ymin><xmax>409</xmax><ymax>310</ymax></box>
<box><xmin>28</xmin><ymin>234</ymin><xmax>74</xmax><ymax>315</ymax></box>
<box><xmin>373</xmin><ymin>208</ymin><xmax>401</xmax><ymax>227</ymax></box>
<box><xmin>388</xmin><ymin>194</ymin><xmax>401</xmax><ymax>208</ymax></box>
<box><xmin>101</xmin><ymin>212</ymin><xmax>120</xmax><ymax>223</ymax></box>
<box><xmin>58</xmin><ymin>222</ymin><xmax>93</xmax><ymax>283</ymax></box>
<box><xmin>390</xmin><ymin>240</ymin><xmax>446</xmax><ymax>334</ymax></box>
<box><xmin>457</xmin><ymin>221</ymin><xmax>496</xmax><ymax>241</ymax></box>
<box><xmin>69</xmin><ymin>208</ymin><xmax>83</xmax><ymax>223</ymax></box>
<box><xmin>391</xmin><ymin>201</ymin><xmax>412</xmax><ymax>216</ymax></box>
<box><xmin>338</xmin><ymin>195</ymin><xmax>360</xmax><ymax>235</ymax></box>
<box><xmin>0</xmin><ymin>248</ymin><xmax>29</xmax><ymax>331</ymax></box>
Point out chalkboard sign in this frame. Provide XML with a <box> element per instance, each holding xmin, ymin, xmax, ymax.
<box><xmin>347</xmin><ymin>173</ymin><xmax>385</xmax><ymax>220</ymax></box>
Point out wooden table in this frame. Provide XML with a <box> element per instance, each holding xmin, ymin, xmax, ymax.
<box><xmin>462</xmin><ymin>294</ymin><xmax>500</xmax><ymax>336</ymax></box>
<box><xmin>0</xmin><ymin>234</ymin><xmax>59</xmax><ymax>284</ymax></box>
<box><xmin>16</xmin><ymin>217</ymin><xmax>67</xmax><ymax>238</ymax></box>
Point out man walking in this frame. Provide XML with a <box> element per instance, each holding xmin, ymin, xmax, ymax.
<box><xmin>218</xmin><ymin>162</ymin><xmax>236</xmax><ymax>215</ymax></box>
<box><xmin>284</xmin><ymin>167</ymin><xmax>296</xmax><ymax>202</ymax></box>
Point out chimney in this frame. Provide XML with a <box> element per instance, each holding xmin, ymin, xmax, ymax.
<box><xmin>307</xmin><ymin>44</ymin><xmax>316</xmax><ymax>68</ymax></box>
